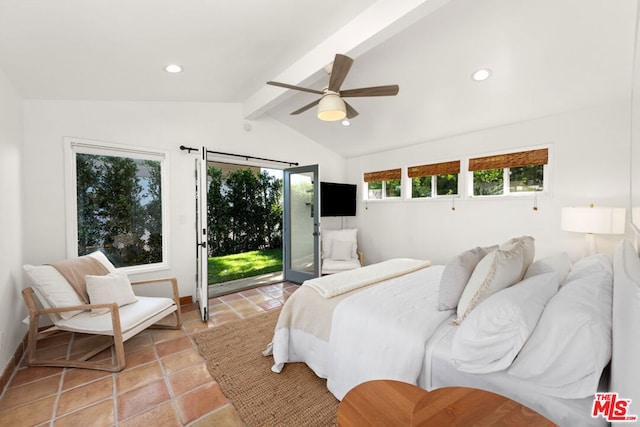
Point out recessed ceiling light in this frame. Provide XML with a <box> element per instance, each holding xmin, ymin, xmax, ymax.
<box><xmin>341</xmin><ymin>119</ymin><xmax>351</xmax><ymax>126</ymax></box>
<box><xmin>471</xmin><ymin>68</ymin><xmax>492</xmax><ymax>81</ymax></box>
<box><xmin>164</xmin><ymin>64</ymin><xmax>183</xmax><ymax>73</ymax></box>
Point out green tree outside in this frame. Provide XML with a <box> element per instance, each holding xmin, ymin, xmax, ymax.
<box><xmin>206</xmin><ymin>166</ymin><xmax>282</xmax><ymax>257</ymax></box>
<box><xmin>76</xmin><ymin>154</ymin><xmax>162</xmax><ymax>267</ymax></box>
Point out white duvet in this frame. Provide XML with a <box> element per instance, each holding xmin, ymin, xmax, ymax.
<box><xmin>327</xmin><ymin>265</ymin><xmax>452</xmax><ymax>399</ymax></box>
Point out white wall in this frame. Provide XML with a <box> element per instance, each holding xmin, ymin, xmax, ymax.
<box><xmin>347</xmin><ymin>100</ymin><xmax>631</xmax><ymax>265</ymax></box>
<box><xmin>0</xmin><ymin>68</ymin><xmax>25</xmax><ymax>374</ymax></box>
<box><xmin>22</xmin><ymin>100</ymin><xmax>346</xmax><ymax>298</ymax></box>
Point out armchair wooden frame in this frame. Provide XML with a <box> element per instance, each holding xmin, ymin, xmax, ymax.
<box><xmin>22</xmin><ymin>277</ymin><xmax>183</xmax><ymax>372</ymax></box>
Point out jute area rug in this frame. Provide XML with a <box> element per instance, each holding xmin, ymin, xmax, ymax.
<box><xmin>193</xmin><ymin>309</ymin><xmax>339</xmax><ymax>426</ymax></box>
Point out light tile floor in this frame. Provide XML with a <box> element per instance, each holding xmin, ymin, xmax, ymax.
<box><xmin>0</xmin><ymin>282</ymin><xmax>298</xmax><ymax>427</ymax></box>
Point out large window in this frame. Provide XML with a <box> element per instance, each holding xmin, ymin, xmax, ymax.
<box><xmin>408</xmin><ymin>160</ymin><xmax>460</xmax><ymax>198</ymax></box>
<box><xmin>65</xmin><ymin>138</ymin><xmax>169</xmax><ymax>272</ymax></box>
<box><xmin>469</xmin><ymin>148</ymin><xmax>548</xmax><ymax>197</ymax></box>
<box><xmin>364</xmin><ymin>168</ymin><xmax>402</xmax><ymax>199</ymax></box>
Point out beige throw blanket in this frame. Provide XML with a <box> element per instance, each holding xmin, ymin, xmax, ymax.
<box><xmin>50</xmin><ymin>256</ymin><xmax>109</xmax><ymax>303</ymax></box>
<box><xmin>304</xmin><ymin>258</ymin><xmax>432</xmax><ymax>298</ymax></box>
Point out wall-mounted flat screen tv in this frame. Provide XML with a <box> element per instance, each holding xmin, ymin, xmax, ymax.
<box><xmin>320</xmin><ymin>182</ymin><xmax>357</xmax><ymax>217</ymax></box>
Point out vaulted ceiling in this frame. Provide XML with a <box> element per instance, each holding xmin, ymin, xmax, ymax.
<box><xmin>0</xmin><ymin>0</ymin><xmax>636</xmax><ymax>157</ymax></box>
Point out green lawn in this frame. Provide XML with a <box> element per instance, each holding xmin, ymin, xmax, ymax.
<box><xmin>208</xmin><ymin>248</ymin><xmax>283</xmax><ymax>284</ymax></box>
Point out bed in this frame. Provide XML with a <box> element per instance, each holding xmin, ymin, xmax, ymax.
<box><xmin>265</xmin><ymin>236</ymin><xmax>639</xmax><ymax>427</ymax></box>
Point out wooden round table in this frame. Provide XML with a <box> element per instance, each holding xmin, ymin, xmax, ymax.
<box><xmin>337</xmin><ymin>380</ymin><xmax>556</xmax><ymax>426</ymax></box>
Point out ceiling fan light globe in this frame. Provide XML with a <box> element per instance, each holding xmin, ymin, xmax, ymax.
<box><xmin>317</xmin><ymin>93</ymin><xmax>346</xmax><ymax>121</ymax></box>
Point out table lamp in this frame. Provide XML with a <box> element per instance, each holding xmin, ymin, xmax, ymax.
<box><xmin>561</xmin><ymin>205</ymin><xmax>626</xmax><ymax>255</ymax></box>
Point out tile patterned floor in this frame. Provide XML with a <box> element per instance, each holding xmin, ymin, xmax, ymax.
<box><xmin>0</xmin><ymin>282</ymin><xmax>299</xmax><ymax>427</ymax></box>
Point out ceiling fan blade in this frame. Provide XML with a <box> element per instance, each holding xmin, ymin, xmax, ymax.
<box><xmin>290</xmin><ymin>98</ymin><xmax>320</xmax><ymax>115</ymax></box>
<box><xmin>340</xmin><ymin>85</ymin><xmax>399</xmax><ymax>98</ymax></box>
<box><xmin>267</xmin><ymin>81</ymin><xmax>323</xmax><ymax>95</ymax></box>
<box><xmin>344</xmin><ymin>101</ymin><xmax>359</xmax><ymax>119</ymax></box>
<box><xmin>328</xmin><ymin>54</ymin><xmax>354</xmax><ymax>93</ymax></box>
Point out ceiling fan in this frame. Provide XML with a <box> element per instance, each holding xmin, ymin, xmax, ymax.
<box><xmin>267</xmin><ymin>53</ymin><xmax>399</xmax><ymax>122</ymax></box>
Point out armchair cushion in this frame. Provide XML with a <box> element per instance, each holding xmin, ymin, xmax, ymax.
<box><xmin>322</xmin><ymin>229</ymin><xmax>358</xmax><ymax>260</ymax></box>
<box><xmin>23</xmin><ymin>264</ymin><xmax>85</xmax><ymax>320</ymax></box>
<box><xmin>321</xmin><ymin>258</ymin><xmax>363</xmax><ymax>274</ymax></box>
<box><xmin>86</xmin><ymin>272</ymin><xmax>138</xmax><ymax>316</ymax></box>
<box><xmin>331</xmin><ymin>240</ymin><xmax>355</xmax><ymax>261</ymax></box>
<box><xmin>56</xmin><ymin>296</ymin><xmax>176</xmax><ymax>335</ymax></box>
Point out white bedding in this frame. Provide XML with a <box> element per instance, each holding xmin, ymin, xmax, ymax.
<box><xmin>267</xmin><ymin>262</ymin><xmax>448</xmax><ymax>399</ymax></box>
<box><xmin>327</xmin><ymin>265</ymin><xmax>450</xmax><ymax>399</ymax></box>
<box><xmin>423</xmin><ymin>322</ymin><xmax>607</xmax><ymax>427</ymax></box>
<box><xmin>304</xmin><ymin>258</ymin><xmax>431</xmax><ymax>298</ymax></box>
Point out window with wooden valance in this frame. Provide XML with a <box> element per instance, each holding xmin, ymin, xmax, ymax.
<box><xmin>364</xmin><ymin>168</ymin><xmax>402</xmax><ymax>199</ymax></box>
<box><xmin>363</xmin><ymin>168</ymin><xmax>402</xmax><ymax>182</ymax></box>
<box><xmin>407</xmin><ymin>160</ymin><xmax>461</xmax><ymax>178</ymax></box>
<box><xmin>468</xmin><ymin>148</ymin><xmax>548</xmax><ymax>172</ymax></box>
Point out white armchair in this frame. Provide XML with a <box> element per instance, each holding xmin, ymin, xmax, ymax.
<box><xmin>22</xmin><ymin>251</ymin><xmax>182</xmax><ymax>372</ymax></box>
<box><xmin>321</xmin><ymin>228</ymin><xmax>364</xmax><ymax>274</ymax></box>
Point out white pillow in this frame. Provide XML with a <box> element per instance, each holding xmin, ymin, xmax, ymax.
<box><xmin>438</xmin><ymin>246</ymin><xmax>497</xmax><ymax>311</ymax></box>
<box><xmin>23</xmin><ymin>264</ymin><xmax>86</xmax><ymax>320</ymax></box>
<box><xmin>563</xmin><ymin>253</ymin><xmax>613</xmax><ymax>283</ymax></box>
<box><xmin>87</xmin><ymin>250</ymin><xmax>117</xmax><ymax>272</ymax></box>
<box><xmin>523</xmin><ymin>252</ymin><xmax>571</xmax><ymax>283</ymax></box>
<box><xmin>330</xmin><ymin>240</ymin><xmax>354</xmax><ymax>261</ymax></box>
<box><xmin>454</xmin><ymin>237</ymin><xmax>534</xmax><ymax>324</ymax></box>
<box><xmin>500</xmin><ymin>236</ymin><xmax>535</xmax><ymax>275</ymax></box>
<box><xmin>451</xmin><ymin>272</ymin><xmax>559</xmax><ymax>373</ymax></box>
<box><xmin>508</xmin><ymin>262</ymin><xmax>613</xmax><ymax>398</ymax></box>
<box><xmin>322</xmin><ymin>229</ymin><xmax>358</xmax><ymax>260</ymax></box>
<box><xmin>86</xmin><ymin>272</ymin><xmax>138</xmax><ymax>316</ymax></box>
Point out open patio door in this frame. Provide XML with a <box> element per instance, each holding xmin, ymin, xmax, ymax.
<box><xmin>195</xmin><ymin>147</ymin><xmax>209</xmax><ymax>321</ymax></box>
<box><xmin>283</xmin><ymin>165</ymin><xmax>320</xmax><ymax>283</ymax></box>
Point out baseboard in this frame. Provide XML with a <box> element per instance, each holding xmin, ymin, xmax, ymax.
<box><xmin>1</xmin><ymin>334</ymin><xmax>27</xmax><ymax>395</ymax></box>
<box><xmin>179</xmin><ymin>295</ymin><xmax>192</xmax><ymax>306</ymax></box>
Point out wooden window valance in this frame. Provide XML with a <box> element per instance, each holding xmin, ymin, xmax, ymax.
<box><xmin>468</xmin><ymin>148</ymin><xmax>548</xmax><ymax>172</ymax></box>
<box><xmin>363</xmin><ymin>168</ymin><xmax>402</xmax><ymax>182</ymax></box>
<box><xmin>408</xmin><ymin>160</ymin><xmax>460</xmax><ymax>178</ymax></box>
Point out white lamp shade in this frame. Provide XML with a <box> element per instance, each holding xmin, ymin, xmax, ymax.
<box><xmin>317</xmin><ymin>93</ymin><xmax>346</xmax><ymax>121</ymax></box>
<box><xmin>561</xmin><ymin>206</ymin><xmax>626</xmax><ymax>235</ymax></box>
